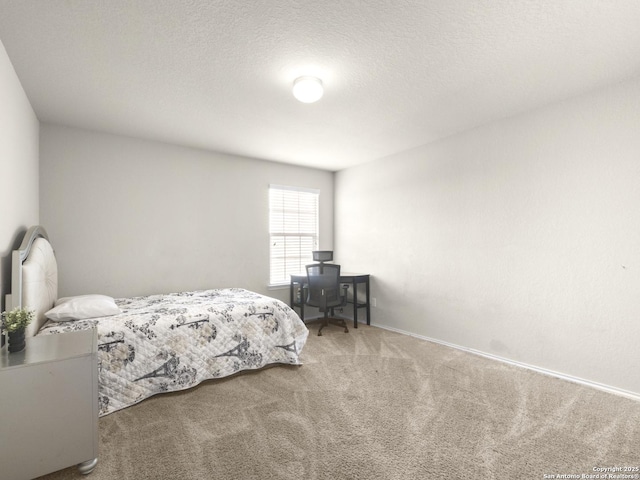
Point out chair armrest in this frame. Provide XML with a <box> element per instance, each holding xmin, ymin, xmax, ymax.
<box><xmin>340</xmin><ymin>284</ymin><xmax>349</xmax><ymax>304</ymax></box>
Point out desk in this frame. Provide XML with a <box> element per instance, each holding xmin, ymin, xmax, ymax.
<box><xmin>290</xmin><ymin>273</ymin><xmax>370</xmax><ymax>328</ymax></box>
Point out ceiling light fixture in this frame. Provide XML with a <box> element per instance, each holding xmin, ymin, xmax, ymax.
<box><xmin>292</xmin><ymin>76</ymin><xmax>323</xmax><ymax>103</ymax></box>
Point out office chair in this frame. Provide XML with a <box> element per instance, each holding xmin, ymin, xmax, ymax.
<box><xmin>305</xmin><ymin>263</ymin><xmax>349</xmax><ymax>336</ymax></box>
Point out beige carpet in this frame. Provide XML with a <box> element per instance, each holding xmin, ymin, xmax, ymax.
<box><xmin>39</xmin><ymin>325</ymin><xmax>640</xmax><ymax>479</ymax></box>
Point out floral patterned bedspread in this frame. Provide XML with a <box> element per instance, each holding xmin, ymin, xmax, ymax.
<box><xmin>38</xmin><ymin>288</ymin><xmax>309</xmax><ymax>416</ymax></box>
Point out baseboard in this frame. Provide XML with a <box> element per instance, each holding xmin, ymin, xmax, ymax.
<box><xmin>371</xmin><ymin>322</ymin><xmax>640</xmax><ymax>403</ymax></box>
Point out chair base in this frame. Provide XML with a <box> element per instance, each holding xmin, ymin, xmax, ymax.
<box><xmin>316</xmin><ymin>316</ymin><xmax>349</xmax><ymax>336</ymax></box>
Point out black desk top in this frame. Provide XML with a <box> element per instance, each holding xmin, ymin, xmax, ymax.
<box><xmin>290</xmin><ymin>272</ymin><xmax>369</xmax><ymax>281</ymax></box>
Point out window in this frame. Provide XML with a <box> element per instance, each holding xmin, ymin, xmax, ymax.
<box><xmin>269</xmin><ymin>185</ymin><xmax>319</xmax><ymax>286</ymax></box>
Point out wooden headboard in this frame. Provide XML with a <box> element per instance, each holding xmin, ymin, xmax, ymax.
<box><xmin>5</xmin><ymin>226</ymin><xmax>58</xmax><ymax>337</ymax></box>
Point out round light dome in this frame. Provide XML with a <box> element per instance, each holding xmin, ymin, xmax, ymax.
<box><xmin>292</xmin><ymin>76</ymin><xmax>324</xmax><ymax>103</ymax></box>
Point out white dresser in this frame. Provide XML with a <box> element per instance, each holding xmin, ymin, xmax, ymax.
<box><xmin>0</xmin><ymin>328</ymin><xmax>98</xmax><ymax>479</ymax></box>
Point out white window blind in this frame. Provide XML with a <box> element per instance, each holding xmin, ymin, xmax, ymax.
<box><xmin>269</xmin><ymin>185</ymin><xmax>319</xmax><ymax>286</ymax></box>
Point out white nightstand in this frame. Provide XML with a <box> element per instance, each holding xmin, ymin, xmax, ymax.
<box><xmin>0</xmin><ymin>328</ymin><xmax>99</xmax><ymax>480</ymax></box>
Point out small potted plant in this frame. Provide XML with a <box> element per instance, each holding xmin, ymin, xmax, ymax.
<box><xmin>1</xmin><ymin>307</ymin><xmax>34</xmax><ymax>353</ymax></box>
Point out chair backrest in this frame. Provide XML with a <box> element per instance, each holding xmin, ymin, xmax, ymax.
<box><xmin>305</xmin><ymin>263</ymin><xmax>341</xmax><ymax>308</ymax></box>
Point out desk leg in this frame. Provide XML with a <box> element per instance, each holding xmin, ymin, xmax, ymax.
<box><xmin>365</xmin><ymin>277</ymin><xmax>371</xmax><ymax>325</ymax></box>
<box><xmin>289</xmin><ymin>282</ymin><xmax>294</xmax><ymax>308</ymax></box>
<box><xmin>290</xmin><ymin>282</ymin><xmax>304</xmax><ymax>321</ymax></box>
<box><xmin>353</xmin><ymin>280</ymin><xmax>358</xmax><ymax>328</ymax></box>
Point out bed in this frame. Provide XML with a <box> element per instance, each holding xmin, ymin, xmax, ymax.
<box><xmin>5</xmin><ymin>226</ymin><xmax>309</xmax><ymax>417</ymax></box>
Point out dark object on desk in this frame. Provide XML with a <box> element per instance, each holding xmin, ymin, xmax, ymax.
<box><xmin>312</xmin><ymin>250</ymin><xmax>333</xmax><ymax>263</ymax></box>
<box><xmin>305</xmin><ymin>263</ymin><xmax>349</xmax><ymax>336</ymax></box>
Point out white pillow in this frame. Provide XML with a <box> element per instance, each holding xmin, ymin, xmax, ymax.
<box><xmin>45</xmin><ymin>294</ymin><xmax>121</xmax><ymax>322</ymax></box>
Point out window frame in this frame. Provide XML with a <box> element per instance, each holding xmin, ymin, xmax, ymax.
<box><xmin>268</xmin><ymin>184</ymin><xmax>320</xmax><ymax>287</ymax></box>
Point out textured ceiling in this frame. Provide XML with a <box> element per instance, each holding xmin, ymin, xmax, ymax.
<box><xmin>1</xmin><ymin>1</ymin><xmax>640</xmax><ymax>171</ymax></box>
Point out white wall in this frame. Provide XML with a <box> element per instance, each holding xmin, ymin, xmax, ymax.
<box><xmin>335</xmin><ymin>77</ymin><xmax>640</xmax><ymax>397</ymax></box>
<box><xmin>0</xmin><ymin>39</ymin><xmax>39</xmax><ymax>313</ymax></box>
<box><xmin>40</xmin><ymin>125</ymin><xmax>334</xmax><ymax>303</ymax></box>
